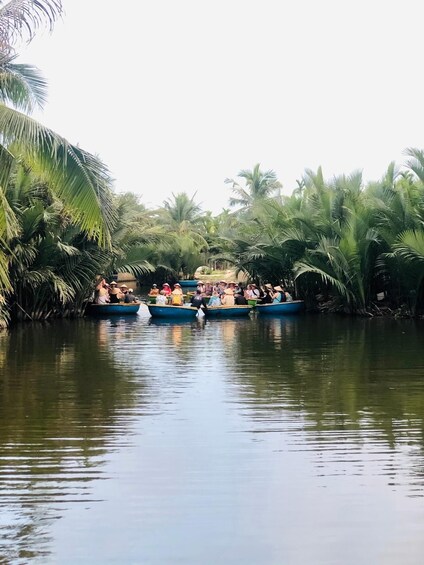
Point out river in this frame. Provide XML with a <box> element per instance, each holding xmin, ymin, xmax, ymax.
<box><xmin>1</xmin><ymin>307</ymin><xmax>424</xmax><ymax>564</ymax></box>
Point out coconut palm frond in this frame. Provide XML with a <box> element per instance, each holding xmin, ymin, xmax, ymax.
<box><xmin>0</xmin><ymin>104</ymin><xmax>115</xmax><ymax>244</ymax></box>
<box><xmin>0</xmin><ymin>0</ymin><xmax>63</xmax><ymax>48</ymax></box>
<box><xmin>0</xmin><ymin>57</ymin><xmax>47</xmax><ymax>112</ymax></box>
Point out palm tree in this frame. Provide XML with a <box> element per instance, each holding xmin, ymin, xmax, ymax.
<box><xmin>156</xmin><ymin>192</ymin><xmax>208</xmax><ymax>279</ymax></box>
<box><xmin>0</xmin><ymin>0</ymin><xmax>116</xmax><ymax>326</ymax></box>
<box><xmin>225</xmin><ymin>163</ymin><xmax>282</xmax><ymax>211</ymax></box>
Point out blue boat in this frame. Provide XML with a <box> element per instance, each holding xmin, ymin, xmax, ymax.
<box><xmin>255</xmin><ymin>300</ymin><xmax>305</xmax><ymax>315</ymax></box>
<box><xmin>86</xmin><ymin>303</ymin><xmax>141</xmax><ymax>316</ymax></box>
<box><xmin>147</xmin><ymin>304</ymin><xmax>199</xmax><ymax>319</ymax></box>
<box><xmin>178</xmin><ymin>280</ymin><xmax>199</xmax><ymax>288</ymax></box>
<box><xmin>204</xmin><ymin>305</ymin><xmax>252</xmax><ymax>318</ymax></box>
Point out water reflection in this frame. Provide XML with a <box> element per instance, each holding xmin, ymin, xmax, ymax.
<box><xmin>0</xmin><ymin>320</ymin><xmax>141</xmax><ymax>563</ymax></box>
<box><xmin>227</xmin><ymin>315</ymin><xmax>424</xmax><ymax>494</ymax></box>
<box><xmin>2</xmin><ymin>314</ymin><xmax>424</xmax><ymax>563</ymax></box>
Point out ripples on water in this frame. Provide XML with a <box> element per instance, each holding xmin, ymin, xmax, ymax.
<box><xmin>2</xmin><ymin>310</ymin><xmax>424</xmax><ymax>563</ymax></box>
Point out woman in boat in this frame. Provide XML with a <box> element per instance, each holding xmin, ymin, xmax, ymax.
<box><xmin>162</xmin><ymin>283</ymin><xmax>172</xmax><ymax>297</ymax></box>
<box><xmin>221</xmin><ymin>288</ymin><xmax>235</xmax><ymax>306</ymax></box>
<box><xmin>108</xmin><ymin>281</ymin><xmax>120</xmax><ymax>303</ymax></box>
<box><xmin>95</xmin><ymin>278</ymin><xmax>110</xmax><ymax>304</ymax></box>
<box><xmin>156</xmin><ymin>290</ymin><xmax>167</xmax><ymax>305</ymax></box>
<box><xmin>260</xmin><ymin>284</ymin><xmax>273</xmax><ymax>304</ymax></box>
<box><xmin>208</xmin><ymin>290</ymin><xmax>221</xmax><ymax>307</ymax></box>
<box><xmin>272</xmin><ymin>286</ymin><xmax>286</xmax><ymax>304</ymax></box>
<box><xmin>119</xmin><ymin>284</ymin><xmax>128</xmax><ymax>301</ymax></box>
<box><xmin>148</xmin><ymin>283</ymin><xmax>159</xmax><ymax>297</ymax></box>
<box><xmin>171</xmin><ymin>283</ymin><xmax>184</xmax><ymax>306</ymax></box>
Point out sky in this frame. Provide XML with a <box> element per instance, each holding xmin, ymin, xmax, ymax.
<box><xmin>17</xmin><ymin>0</ymin><xmax>424</xmax><ymax>215</ymax></box>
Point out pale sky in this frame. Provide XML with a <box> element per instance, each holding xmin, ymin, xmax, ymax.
<box><xmin>17</xmin><ymin>0</ymin><xmax>424</xmax><ymax>215</ymax></box>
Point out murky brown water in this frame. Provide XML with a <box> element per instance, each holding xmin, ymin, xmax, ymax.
<box><xmin>1</xmin><ymin>307</ymin><xmax>424</xmax><ymax>564</ymax></box>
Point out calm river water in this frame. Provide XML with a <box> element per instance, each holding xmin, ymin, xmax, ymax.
<box><xmin>1</xmin><ymin>307</ymin><xmax>424</xmax><ymax>564</ymax></box>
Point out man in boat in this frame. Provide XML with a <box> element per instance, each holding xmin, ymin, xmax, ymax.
<box><xmin>190</xmin><ymin>289</ymin><xmax>208</xmax><ymax>310</ymax></box>
<box><xmin>124</xmin><ymin>288</ymin><xmax>138</xmax><ymax>303</ymax></box>
<box><xmin>234</xmin><ymin>289</ymin><xmax>248</xmax><ymax>305</ymax></box>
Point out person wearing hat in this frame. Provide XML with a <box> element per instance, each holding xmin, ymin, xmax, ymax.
<box><xmin>162</xmin><ymin>283</ymin><xmax>171</xmax><ymax>297</ymax></box>
<box><xmin>119</xmin><ymin>284</ymin><xmax>128</xmax><ymax>301</ymax></box>
<box><xmin>124</xmin><ymin>288</ymin><xmax>137</xmax><ymax>303</ymax></box>
<box><xmin>148</xmin><ymin>283</ymin><xmax>159</xmax><ymax>297</ymax></box>
<box><xmin>221</xmin><ymin>287</ymin><xmax>235</xmax><ymax>306</ymax></box>
<box><xmin>171</xmin><ymin>283</ymin><xmax>184</xmax><ymax>306</ymax></box>
<box><xmin>260</xmin><ymin>283</ymin><xmax>273</xmax><ymax>304</ymax></box>
<box><xmin>217</xmin><ymin>280</ymin><xmax>227</xmax><ymax>296</ymax></box>
<box><xmin>108</xmin><ymin>281</ymin><xmax>120</xmax><ymax>303</ymax></box>
<box><xmin>272</xmin><ymin>286</ymin><xmax>286</xmax><ymax>304</ymax></box>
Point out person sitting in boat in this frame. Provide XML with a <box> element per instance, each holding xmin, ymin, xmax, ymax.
<box><xmin>221</xmin><ymin>288</ymin><xmax>235</xmax><ymax>306</ymax></box>
<box><xmin>190</xmin><ymin>289</ymin><xmax>208</xmax><ymax>310</ymax></box>
<box><xmin>95</xmin><ymin>278</ymin><xmax>110</xmax><ymax>304</ymax></box>
<box><xmin>208</xmin><ymin>290</ymin><xmax>221</xmax><ymax>307</ymax></box>
<box><xmin>124</xmin><ymin>288</ymin><xmax>137</xmax><ymax>303</ymax></box>
<box><xmin>149</xmin><ymin>284</ymin><xmax>159</xmax><ymax>297</ymax></box>
<box><xmin>260</xmin><ymin>283</ymin><xmax>273</xmax><ymax>304</ymax></box>
<box><xmin>119</xmin><ymin>284</ymin><xmax>128</xmax><ymax>301</ymax></box>
<box><xmin>284</xmin><ymin>289</ymin><xmax>293</xmax><ymax>302</ymax></box>
<box><xmin>171</xmin><ymin>283</ymin><xmax>184</xmax><ymax>306</ymax></box>
<box><xmin>217</xmin><ymin>280</ymin><xmax>227</xmax><ymax>296</ymax></box>
<box><xmin>272</xmin><ymin>286</ymin><xmax>286</xmax><ymax>303</ymax></box>
<box><xmin>155</xmin><ymin>290</ymin><xmax>168</xmax><ymax>305</ymax></box>
<box><xmin>234</xmin><ymin>289</ymin><xmax>248</xmax><ymax>305</ymax></box>
<box><xmin>161</xmin><ymin>283</ymin><xmax>172</xmax><ymax>298</ymax></box>
<box><xmin>204</xmin><ymin>281</ymin><xmax>213</xmax><ymax>295</ymax></box>
<box><xmin>108</xmin><ymin>281</ymin><xmax>120</xmax><ymax>303</ymax></box>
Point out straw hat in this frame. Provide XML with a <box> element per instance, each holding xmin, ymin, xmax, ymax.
<box><xmin>174</xmin><ymin>283</ymin><xmax>181</xmax><ymax>287</ymax></box>
<box><xmin>128</xmin><ymin>288</ymin><xmax>133</xmax><ymax>292</ymax></box>
<box><xmin>265</xmin><ymin>283</ymin><xmax>273</xmax><ymax>289</ymax></box>
<box><xmin>274</xmin><ymin>286</ymin><xmax>283</xmax><ymax>292</ymax></box>
<box><xmin>110</xmin><ymin>281</ymin><xmax>117</xmax><ymax>286</ymax></box>
<box><xmin>120</xmin><ymin>284</ymin><xmax>128</xmax><ymax>289</ymax></box>
<box><xmin>224</xmin><ymin>288</ymin><xmax>234</xmax><ymax>295</ymax></box>
<box><xmin>163</xmin><ymin>283</ymin><xmax>170</xmax><ymax>287</ymax></box>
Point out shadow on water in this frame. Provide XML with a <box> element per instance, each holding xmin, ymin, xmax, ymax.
<box><xmin>0</xmin><ymin>319</ymin><xmax>144</xmax><ymax>564</ymax></box>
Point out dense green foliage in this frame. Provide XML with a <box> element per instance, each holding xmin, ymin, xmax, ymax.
<box><xmin>1</xmin><ymin>1</ymin><xmax>424</xmax><ymax>326</ymax></box>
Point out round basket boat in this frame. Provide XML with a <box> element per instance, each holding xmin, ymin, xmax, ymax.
<box><xmin>178</xmin><ymin>280</ymin><xmax>198</xmax><ymax>288</ymax></box>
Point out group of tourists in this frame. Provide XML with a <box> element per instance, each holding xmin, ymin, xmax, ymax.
<box><xmin>148</xmin><ymin>280</ymin><xmax>293</xmax><ymax>308</ymax></box>
<box><xmin>95</xmin><ymin>278</ymin><xmax>138</xmax><ymax>304</ymax></box>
